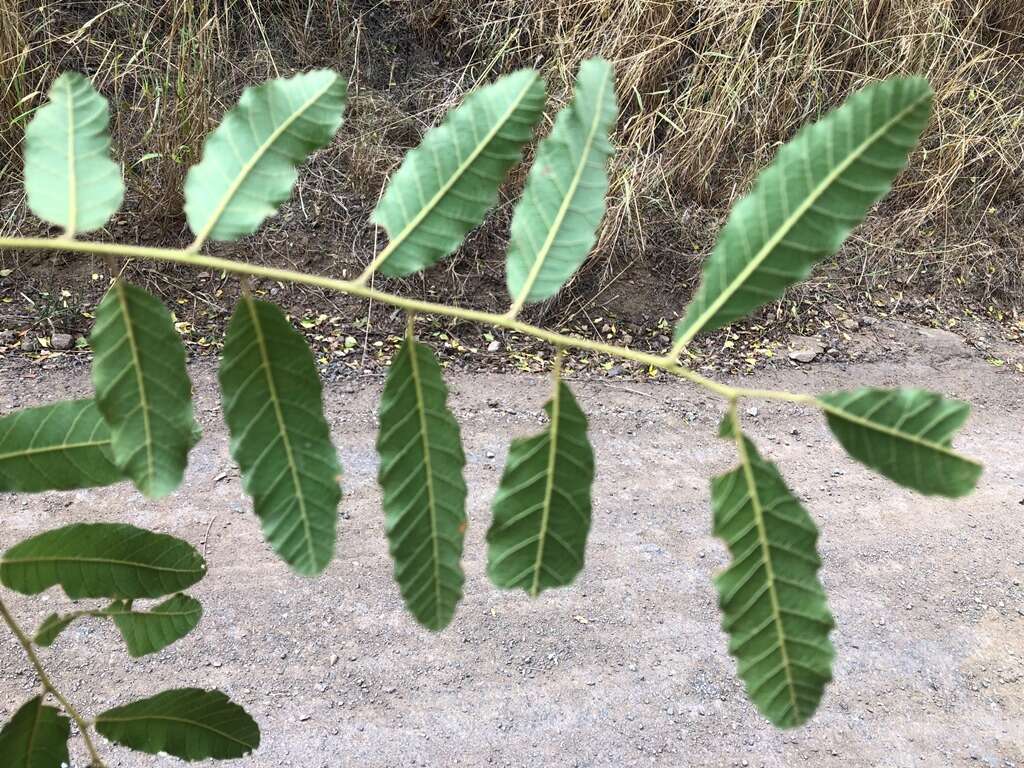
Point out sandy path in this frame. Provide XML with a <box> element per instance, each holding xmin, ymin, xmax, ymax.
<box><xmin>1</xmin><ymin>329</ymin><xmax>1022</xmax><ymax>767</ymax></box>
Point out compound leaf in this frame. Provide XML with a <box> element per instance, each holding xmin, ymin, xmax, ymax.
<box><xmin>109</xmin><ymin>594</ymin><xmax>203</xmax><ymax>657</ymax></box>
<box><xmin>219</xmin><ymin>298</ymin><xmax>341</xmax><ymax>576</ymax></box>
<box><xmin>506</xmin><ymin>58</ymin><xmax>616</xmax><ymax>309</ymax></box>
<box><xmin>370</xmin><ymin>69</ymin><xmax>545</xmax><ymax>278</ymax></box>
<box><xmin>95</xmin><ymin>689</ymin><xmax>259</xmax><ymax>761</ymax></box>
<box><xmin>487</xmin><ymin>380</ymin><xmax>594</xmax><ymax>596</ymax></box>
<box><xmin>0</xmin><ymin>696</ymin><xmax>70</xmax><ymax>768</ymax></box>
<box><xmin>0</xmin><ymin>399</ymin><xmax>123</xmax><ymax>492</ymax></box>
<box><xmin>0</xmin><ymin>523</ymin><xmax>205</xmax><ymax>600</ymax></box>
<box><xmin>23</xmin><ymin>72</ymin><xmax>123</xmax><ymax>236</ymax></box>
<box><xmin>713</xmin><ymin>413</ymin><xmax>834</xmax><ymax>728</ymax></box>
<box><xmin>377</xmin><ymin>331</ymin><xmax>467</xmax><ymax>631</ymax></box>
<box><xmin>185</xmin><ymin>69</ymin><xmax>346</xmax><ymax>245</ymax></box>
<box><xmin>675</xmin><ymin>78</ymin><xmax>932</xmax><ymax>348</ymax></box>
<box><xmin>91</xmin><ymin>281</ymin><xmax>198</xmax><ymax>499</ymax></box>
<box><xmin>818</xmin><ymin>388</ymin><xmax>981</xmax><ymax>497</ymax></box>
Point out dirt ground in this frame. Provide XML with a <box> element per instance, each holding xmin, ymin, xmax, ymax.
<box><xmin>1</xmin><ymin>324</ymin><xmax>1022</xmax><ymax>768</ymax></box>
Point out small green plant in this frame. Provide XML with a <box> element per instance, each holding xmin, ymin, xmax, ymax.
<box><xmin>0</xmin><ymin>60</ymin><xmax>982</xmax><ymax>763</ymax></box>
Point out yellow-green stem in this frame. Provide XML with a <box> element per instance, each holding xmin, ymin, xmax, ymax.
<box><xmin>0</xmin><ymin>236</ymin><xmax>817</xmax><ymax>405</ymax></box>
<box><xmin>0</xmin><ymin>597</ymin><xmax>107</xmax><ymax>768</ymax></box>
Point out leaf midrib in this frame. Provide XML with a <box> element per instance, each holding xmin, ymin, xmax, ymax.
<box><xmin>406</xmin><ymin>334</ymin><xmax>444</xmax><ymax>627</ymax></box>
<box><xmin>63</xmin><ymin>76</ymin><xmax>78</xmax><ymax>237</ymax></box>
<box><xmin>96</xmin><ymin>713</ymin><xmax>255</xmax><ymax>750</ymax></box>
<box><xmin>511</xmin><ymin>65</ymin><xmax>611</xmax><ymax>311</ymax></box>
<box><xmin>729</xmin><ymin>409</ymin><xmax>801</xmax><ymax>719</ymax></box>
<box><xmin>114</xmin><ymin>281</ymin><xmax>156</xmax><ymax>491</ymax></box>
<box><xmin>1</xmin><ymin>555</ymin><xmax>200</xmax><ymax>574</ymax></box>
<box><xmin>191</xmin><ymin>74</ymin><xmax>338</xmax><ymax>248</ymax></box>
<box><xmin>244</xmin><ymin>296</ymin><xmax>317</xmax><ymax>570</ymax></box>
<box><xmin>818</xmin><ymin>400</ymin><xmax>979</xmax><ymax>465</ymax></box>
<box><xmin>0</xmin><ymin>438</ymin><xmax>110</xmax><ymax>462</ymax></box>
<box><xmin>678</xmin><ymin>88</ymin><xmax>930</xmax><ymax>348</ymax></box>
<box><xmin>530</xmin><ymin>381</ymin><xmax>562</xmax><ymax>597</ymax></box>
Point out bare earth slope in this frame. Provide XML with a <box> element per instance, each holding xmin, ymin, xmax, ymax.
<box><xmin>1</xmin><ymin>330</ymin><xmax>1021</xmax><ymax>768</ymax></box>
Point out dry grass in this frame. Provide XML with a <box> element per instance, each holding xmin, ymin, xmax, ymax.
<box><xmin>428</xmin><ymin>0</ymin><xmax>1024</xmax><ymax>300</ymax></box>
<box><xmin>0</xmin><ymin>0</ymin><xmax>28</xmax><ymax>183</ymax></box>
<box><xmin>1</xmin><ymin>0</ymin><xmax>1022</xmax><ymax>306</ymax></box>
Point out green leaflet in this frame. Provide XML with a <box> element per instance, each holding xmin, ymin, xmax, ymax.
<box><xmin>506</xmin><ymin>58</ymin><xmax>617</xmax><ymax>310</ymax></box>
<box><xmin>184</xmin><ymin>69</ymin><xmax>347</xmax><ymax>245</ymax></box>
<box><xmin>0</xmin><ymin>696</ymin><xmax>70</xmax><ymax>768</ymax></box>
<box><xmin>818</xmin><ymin>388</ymin><xmax>981</xmax><ymax>497</ymax></box>
<box><xmin>370</xmin><ymin>69</ymin><xmax>546</xmax><ymax>278</ymax></box>
<box><xmin>0</xmin><ymin>399</ymin><xmax>123</xmax><ymax>492</ymax></box>
<box><xmin>95</xmin><ymin>689</ymin><xmax>260</xmax><ymax>761</ymax></box>
<box><xmin>377</xmin><ymin>331</ymin><xmax>467</xmax><ymax>631</ymax></box>
<box><xmin>32</xmin><ymin>613</ymin><xmax>79</xmax><ymax>647</ymax></box>
<box><xmin>31</xmin><ymin>594</ymin><xmax>202</xmax><ymax>655</ymax></box>
<box><xmin>91</xmin><ymin>281</ymin><xmax>198</xmax><ymax>499</ymax></box>
<box><xmin>487</xmin><ymin>380</ymin><xmax>595</xmax><ymax>596</ymax></box>
<box><xmin>713</xmin><ymin>413</ymin><xmax>834</xmax><ymax>728</ymax></box>
<box><xmin>219</xmin><ymin>298</ymin><xmax>342</xmax><ymax>576</ymax></box>
<box><xmin>23</xmin><ymin>72</ymin><xmax>123</xmax><ymax>236</ymax></box>
<box><xmin>674</xmin><ymin>78</ymin><xmax>932</xmax><ymax>349</ymax></box>
<box><xmin>0</xmin><ymin>523</ymin><xmax>205</xmax><ymax>600</ymax></box>
<box><xmin>109</xmin><ymin>594</ymin><xmax>203</xmax><ymax>657</ymax></box>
